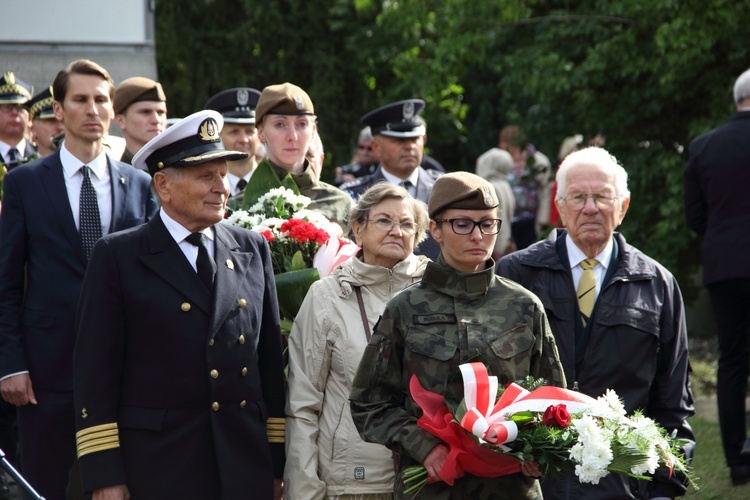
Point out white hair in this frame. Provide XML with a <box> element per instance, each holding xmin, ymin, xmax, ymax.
<box><xmin>556</xmin><ymin>146</ymin><xmax>630</xmax><ymax>205</ymax></box>
<box><xmin>734</xmin><ymin>68</ymin><xmax>750</xmax><ymax>106</ymax></box>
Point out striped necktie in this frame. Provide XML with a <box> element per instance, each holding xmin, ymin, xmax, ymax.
<box><xmin>577</xmin><ymin>258</ymin><xmax>598</xmax><ymax>327</ymax></box>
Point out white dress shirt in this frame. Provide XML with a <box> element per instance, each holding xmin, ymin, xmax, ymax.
<box><xmin>381</xmin><ymin>167</ymin><xmax>420</xmax><ymax>197</ymax></box>
<box><xmin>565</xmin><ymin>234</ymin><xmax>614</xmax><ymax>302</ymax></box>
<box><xmin>0</xmin><ymin>138</ymin><xmax>27</xmax><ymax>164</ymax></box>
<box><xmin>159</xmin><ymin>209</ymin><xmax>215</xmax><ymax>272</ymax></box>
<box><xmin>59</xmin><ymin>142</ymin><xmax>113</xmax><ymax>235</ymax></box>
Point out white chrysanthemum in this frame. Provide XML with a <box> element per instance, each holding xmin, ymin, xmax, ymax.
<box><xmin>247</xmin><ymin>187</ymin><xmax>312</xmax><ymax>218</ymax></box>
<box><xmin>571</xmin><ymin>414</ymin><xmax>600</xmax><ymax>443</ymax></box>
<box><xmin>224</xmin><ymin>210</ymin><xmax>263</xmax><ymax>229</ymax></box>
<box><xmin>575</xmin><ymin>461</ymin><xmax>609</xmax><ymax>485</ymax></box>
<box><xmin>590</xmin><ymin>389</ymin><xmax>627</xmax><ymax>421</ymax></box>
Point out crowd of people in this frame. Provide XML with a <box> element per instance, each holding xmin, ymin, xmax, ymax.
<box><xmin>0</xmin><ymin>57</ymin><xmax>746</xmax><ymax>500</ymax></box>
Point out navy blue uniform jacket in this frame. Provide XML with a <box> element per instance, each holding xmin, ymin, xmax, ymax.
<box><xmin>73</xmin><ymin>215</ymin><xmax>286</xmax><ymax>499</ymax></box>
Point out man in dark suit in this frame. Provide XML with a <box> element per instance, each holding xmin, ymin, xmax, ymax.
<box><xmin>685</xmin><ymin>66</ymin><xmax>750</xmax><ymax>486</ymax></box>
<box><xmin>0</xmin><ymin>59</ymin><xmax>157</xmax><ymax>499</ymax></box>
<box><xmin>73</xmin><ymin>109</ymin><xmax>286</xmax><ymax>500</ymax></box>
<box><xmin>341</xmin><ymin>99</ymin><xmax>442</xmax><ymax>259</ymax></box>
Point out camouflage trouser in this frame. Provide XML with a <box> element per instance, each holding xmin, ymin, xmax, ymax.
<box><xmin>396</xmin><ymin>473</ymin><xmax>543</xmax><ymax>499</ymax></box>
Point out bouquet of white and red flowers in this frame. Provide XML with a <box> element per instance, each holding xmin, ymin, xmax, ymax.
<box><xmin>404</xmin><ymin>362</ymin><xmax>696</xmax><ymax>496</ymax></box>
<box><xmin>224</xmin><ymin>162</ymin><xmax>357</xmax><ymax>322</ymax></box>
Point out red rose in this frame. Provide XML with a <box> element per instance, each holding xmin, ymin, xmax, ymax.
<box><xmin>542</xmin><ymin>404</ymin><xmax>570</xmax><ymax>428</ymax></box>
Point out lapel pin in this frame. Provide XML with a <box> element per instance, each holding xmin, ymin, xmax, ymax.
<box><xmin>120</xmin><ymin>177</ymin><xmax>126</xmax><ymax>184</ymax></box>
<box><xmin>226</xmin><ymin>259</ymin><xmax>234</xmax><ymax>270</ymax></box>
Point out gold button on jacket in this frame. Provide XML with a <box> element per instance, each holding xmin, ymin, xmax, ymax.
<box><xmin>180</xmin><ymin>302</ymin><xmax>191</xmax><ymax>312</ymax></box>
<box><xmin>210</xmin><ymin>369</ymin><xmax>219</xmax><ymax>379</ymax></box>
<box><xmin>212</xmin><ymin>402</ymin><xmax>220</xmax><ymax>411</ymax></box>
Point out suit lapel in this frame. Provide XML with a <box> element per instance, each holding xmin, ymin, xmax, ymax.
<box><xmin>138</xmin><ymin>216</ymin><xmax>213</xmax><ymax>314</ymax></box>
<box><xmin>209</xmin><ymin>225</ymin><xmax>254</xmax><ymax>339</ymax></box>
<box><xmin>108</xmin><ymin>157</ymin><xmax>129</xmax><ymax>233</ymax></box>
<box><xmin>39</xmin><ymin>151</ymin><xmax>87</xmax><ymax>266</ymax></box>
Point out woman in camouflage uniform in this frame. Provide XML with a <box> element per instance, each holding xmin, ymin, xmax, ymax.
<box><xmin>350</xmin><ymin>172</ymin><xmax>565</xmax><ymax>499</ymax></box>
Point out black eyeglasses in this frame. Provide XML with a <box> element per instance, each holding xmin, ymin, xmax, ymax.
<box><xmin>434</xmin><ymin>218</ymin><xmax>502</xmax><ymax>235</ymax></box>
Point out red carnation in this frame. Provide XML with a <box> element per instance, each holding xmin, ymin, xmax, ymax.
<box><xmin>261</xmin><ymin>230</ymin><xmax>275</xmax><ymax>242</ymax></box>
<box><xmin>542</xmin><ymin>404</ymin><xmax>570</xmax><ymax>428</ymax></box>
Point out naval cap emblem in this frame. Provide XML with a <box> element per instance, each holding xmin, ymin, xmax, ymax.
<box><xmin>199</xmin><ymin>118</ymin><xmax>219</xmax><ymax>141</ymax></box>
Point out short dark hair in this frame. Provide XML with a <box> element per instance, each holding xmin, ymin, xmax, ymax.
<box><xmin>52</xmin><ymin>59</ymin><xmax>115</xmax><ymax>104</ymax></box>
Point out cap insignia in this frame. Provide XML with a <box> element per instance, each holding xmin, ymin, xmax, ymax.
<box><xmin>402</xmin><ymin>101</ymin><xmax>415</xmax><ymax>120</ymax></box>
<box><xmin>481</xmin><ymin>186</ymin><xmax>494</xmax><ymax>207</ymax></box>
<box><xmin>237</xmin><ymin>89</ymin><xmax>249</xmax><ymax>106</ymax></box>
<box><xmin>199</xmin><ymin>118</ymin><xmax>219</xmax><ymax>141</ymax></box>
<box><xmin>6</xmin><ymin>72</ymin><xmax>15</xmax><ymax>84</ymax></box>
<box><xmin>293</xmin><ymin>95</ymin><xmax>305</xmax><ymax>110</ymax></box>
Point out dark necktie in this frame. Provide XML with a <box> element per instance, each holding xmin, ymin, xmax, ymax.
<box><xmin>6</xmin><ymin>147</ymin><xmax>19</xmax><ymax>169</ymax></box>
<box><xmin>236</xmin><ymin>178</ymin><xmax>248</xmax><ymax>192</ymax></box>
<box><xmin>186</xmin><ymin>232</ymin><xmax>216</xmax><ymax>291</ymax></box>
<box><xmin>399</xmin><ymin>180</ymin><xmax>413</xmax><ymax>194</ymax></box>
<box><xmin>79</xmin><ymin>166</ymin><xmax>102</xmax><ymax>261</ymax></box>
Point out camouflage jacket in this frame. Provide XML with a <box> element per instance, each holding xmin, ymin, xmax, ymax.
<box><xmin>268</xmin><ymin>159</ymin><xmax>353</xmax><ymax>225</ymax></box>
<box><xmin>350</xmin><ymin>256</ymin><xmax>564</xmax><ymax>499</ymax></box>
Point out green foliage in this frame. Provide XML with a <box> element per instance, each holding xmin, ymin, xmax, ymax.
<box><xmin>155</xmin><ymin>0</ymin><xmax>750</xmax><ymax>300</ymax></box>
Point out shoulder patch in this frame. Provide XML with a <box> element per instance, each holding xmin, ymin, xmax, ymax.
<box><xmin>413</xmin><ymin>313</ymin><xmax>457</xmax><ymax>325</ymax></box>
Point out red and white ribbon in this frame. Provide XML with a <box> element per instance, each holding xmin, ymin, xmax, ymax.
<box><xmin>458</xmin><ymin>362</ymin><xmax>597</xmax><ymax>447</ymax></box>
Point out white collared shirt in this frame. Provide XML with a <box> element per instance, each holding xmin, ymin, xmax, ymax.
<box><xmin>60</xmin><ymin>142</ymin><xmax>113</xmax><ymax>235</ymax></box>
<box><xmin>0</xmin><ymin>138</ymin><xmax>27</xmax><ymax>164</ymax></box>
<box><xmin>565</xmin><ymin>234</ymin><xmax>614</xmax><ymax>302</ymax></box>
<box><xmin>381</xmin><ymin>167</ymin><xmax>420</xmax><ymax>196</ymax></box>
<box><xmin>159</xmin><ymin>209</ymin><xmax>215</xmax><ymax>272</ymax></box>
<box><xmin>227</xmin><ymin>170</ymin><xmax>253</xmax><ymax>196</ymax></box>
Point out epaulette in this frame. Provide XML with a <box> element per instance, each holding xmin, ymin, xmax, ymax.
<box><xmin>339</xmin><ymin>175</ymin><xmax>371</xmax><ymax>191</ymax></box>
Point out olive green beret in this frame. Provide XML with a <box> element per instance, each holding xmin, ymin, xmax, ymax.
<box><xmin>114</xmin><ymin>77</ymin><xmax>166</xmax><ymax>114</ymax></box>
<box><xmin>255</xmin><ymin>82</ymin><xmax>314</xmax><ymax>126</ymax></box>
<box><xmin>428</xmin><ymin>171</ymin><xmax>499</xmax><ymax>219</ymax></box>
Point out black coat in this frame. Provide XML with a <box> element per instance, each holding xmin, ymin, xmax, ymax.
<box><xmin>684</xmin><ymin>111</ymin><xmax>750</xmax><ymax>286</ymax></box>
<box><xmin>497</xmin><ymin>230</ymin><xmax>695</xmax><ymax>499</ymax></box>
<box><xmin>73</xmin><ymin>215</ymin><xmax>286</xmax><ymax>499</ymax></box>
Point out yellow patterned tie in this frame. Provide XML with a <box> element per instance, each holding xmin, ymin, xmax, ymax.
<box><xmin>577</xmin><ymin>258</ymin><xmax>598</xmax><ymax>327</ymax></box>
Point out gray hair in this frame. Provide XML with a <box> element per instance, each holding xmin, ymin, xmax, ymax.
<box><xmin>345</xmin><ymin>181</ymin><xmax>429</xmax><ymax>246</ymax></box>
<box><xmin>556</xmin><ymin>146</ymin><xmax>630</xmax><ymax>204</ymax></box>
<box><xmin>734</xmin><ymin>68</ymin><xmax>750</xmax><ymax>106</ymax></box>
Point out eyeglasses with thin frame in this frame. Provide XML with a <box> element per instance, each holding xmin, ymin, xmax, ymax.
<box><xmin>367</xmin><ymin>218</ymin><xmax>417</xmax><ymax>235</ymax></box>
<box><xmin>0</xmin><ymin>103</ymin><xmax>26</xmax><ymax>114</ymax></box>
<box><xmin>561</xmin><ymin>193</ymin><xmax>620</xmax><ymax>211</ymax></box>
<box><xmin>434</xmin><ymin>218</ymin><xmax>502</xmax><ymax>235</ymax></box>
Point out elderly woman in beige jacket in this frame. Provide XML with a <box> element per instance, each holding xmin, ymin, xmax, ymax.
<box><xmin>285</xmin><ymin>183</ymin><xmax>430</xmax><ymax>500</ymax></box>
